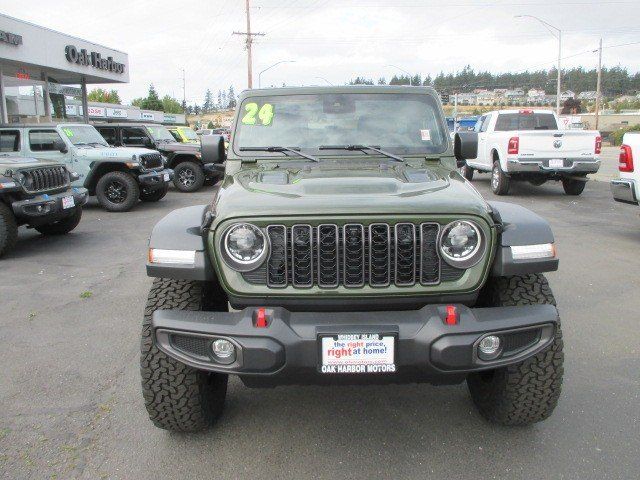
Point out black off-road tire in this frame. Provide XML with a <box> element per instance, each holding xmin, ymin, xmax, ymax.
<box><xmin>173</xmin><ymin>161</ymin><xmax>205</xmax><ymax>192</ymax></box>
<box><xmin>96</xmin><ymin>171</ymin><xmax>140</xmax><ymax>212</ymax></box>
<box><xmin>140</xmin><ymin>184</ymin><xmax>169</xmax><ymax>202</ymax></box>
<box><xmin>34</xmin><ymin>207</ymin><xmax>83</xmax><ymax>235</ymax></box>
<box><xmin>460</xmin><ymin>163</ymin><xmax>474</xmax><ymax>181</ymax></box>
<box><xmin>562</xmin><ymin>177</ymin><xmax>587</xmax><ymax>196</ymax></box>
<box><xmin>140</xmin><ymin>278</ymin><xmax>228</xmax><ymax>432</ymax></box>
<box><xmin>0</xmin><ymin>202</ymin><xmax>18</xmax><ymax>258</ymax></box>
<box><xmin>491</xmin><ymin>160</ymin><xmax>510</xmax><ymax>195</ymax></box>
<box><xmin>468</xmin><ymin>274</ymin><xmax>564</xmax><ymax>426</ymax></box>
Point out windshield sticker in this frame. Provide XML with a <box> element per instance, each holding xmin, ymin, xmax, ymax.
<box><xmin>420</xmin><ymin>129</ymin><xmax>431</xmax><ymax>141</ymax></box>
<box><xmin>63</xmin><ymin>128</ymin><xmax>74</xmax><ymax>137</ymax></box>
<box><xmin>242</xmin><ymin>102</ymin><xmax>274</xmax><ymax>126</ymax></box>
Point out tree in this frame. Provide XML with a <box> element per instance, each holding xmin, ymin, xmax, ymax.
<box><xmin>227</xmin><ymin>86</ymin><xmax>237</xmax><ymax>108</ymax></box>
<box><xmin>87</xmin><ymin>88</ymin><xmax>121</xmax><ymax>104</ymax></box>
<box><xmin>207</xmin><ymin>121</ymin><xmax>215</xmax><ymax>129</ymax></box>
<box><xmin>135</xmin><ymin>84</ymin><xmax>163</xmax><ymax>111</ymax></box>
<box><xmin>161</xmin><ymin>95</ymin><xmax>183</xmax><ymax>114</ymax></box>
<box><xmin>377</xmin><ymin>77</ymin><xmax>387</xmax><ymax>85</ymax></box>
<box><xmin>217</xmin><ymin>90</ymin><xmax>223</xmax><ymax>110</ymax></box>
<box><xmin>203</xmin><ymin>89</ymin><xmax>214</xmax><ymax>113</ymax></box>
<box><xmin>349</xmin><ymin>76</ymin><xmax>374</xmax><ymax>85</ymax></box>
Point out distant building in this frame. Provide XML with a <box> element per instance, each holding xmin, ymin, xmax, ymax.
<box><xmin>577</xmin><ymin>91</ymin><xmax>597</xmax><ymax>101</ymax></box>
<box><xmin>476</xmin><ymin>91</ymin><xmax>498</xmax><ymax>105</ymax></box>
<box><xmin>504</xmin><ymin>88</ymin><xmax>525</xmax><ymax>98</ymax></box>
<box><xmin>560</xmin><ymin>90</ymin><xmax>576</xmax><ymax>101</ymax></box>
<box><xmin>454</xmin><ymin>92</ymin><xmax>477</xmax><ymax>105</ymax></box>
<box><xmin>527</xmin><ymin>88</ymin><xmax>546</xmax><ymax>99</ymax></box>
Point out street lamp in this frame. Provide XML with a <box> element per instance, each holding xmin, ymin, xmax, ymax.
<box><xmin>315</xmin><ymin>76</ymin><xmax>334</xmax><ymax>86</ymax></box>
<box><xmin>385</xmin><ymin>64</ymin><xmax>414</xmax><ymax>86</ymax></box>
<box><xmin>515</xmin><ymin>15</ymin><xmax>562</xmax><ymax>115</ymax></box>
<box><xmin>258</xmin><ymin>60</ymin><xmax>296</xmax><ymax>88</ymax></box>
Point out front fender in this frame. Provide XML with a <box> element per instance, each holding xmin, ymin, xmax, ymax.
<box><xmin>488</xmin><ymin>201</ymin><xmax>558</xmax><ymax>276</ymax></box>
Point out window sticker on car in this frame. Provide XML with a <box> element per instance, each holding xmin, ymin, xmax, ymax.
<box><xmin>242</xmin><ymin>102</ymin><xmax>274</xmax><ymax>126</ymax></box>
<box><xmin>420</xmin><ymin>129</ymin><xmax>431</xmax><ymax>141</ymax></box>
<box><xmin>63</xmin><ymin>128</ymin><xmax>74</xmax><ymax>137</ymax></box>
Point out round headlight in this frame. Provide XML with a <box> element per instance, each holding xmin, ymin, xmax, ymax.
<box><xmin>222</xmin><ymin>223</ymin><xmax>269</xmax><ymax>271</ymax></box>
<box><xmin>439</xmin><ymin>220</ymin><xmax>485</xmax><ymax>268</ymax></box>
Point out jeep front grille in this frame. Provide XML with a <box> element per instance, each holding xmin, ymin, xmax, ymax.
<box><xmin>140</xmin><ymin>153</ymin><xmax>163</xmax><ymax>170</ymax></box>
<box><xmin>254</xmin><ymin>222</ymin><xmax>461</xmax><ymax>289</ymax></box>
<box><xmin>20</xmin><ymin>166</ymin><xmax>69</xmax><ymax>193</ymax></box>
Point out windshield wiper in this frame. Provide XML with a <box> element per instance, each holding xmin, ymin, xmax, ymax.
<box><xmin>240</xmin><ymin>146</ymin><xmax>319</xmax><ymax>162</ymax></box>
<box><xmin>318</xmin><ymin>144</ymin><xmax>405</xmax><ymax>162</ymax></box>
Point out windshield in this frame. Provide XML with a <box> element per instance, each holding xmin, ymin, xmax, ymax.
<box><xmin>61</xmin><ymin>125</ymin><xmax>109</xmax><ymax>146</ymax></box>
<box><xmin>179</xmin><ymin>127</ymin><xmax>198</xmax><ymax>140</ymax></box>
<box><xmin>233</xmin><ymin>92</ymin><xmax>448</xmax><ymax>157</ymax></box>
<box><xmin>146</xmin><ymin>125</ymin><xmax>176</xmax><ymax>141</ymax></box>
<box><xmin>494</xmin><ymin>112</ymin><xmax>558</xmax><ymax>131</ymax></box>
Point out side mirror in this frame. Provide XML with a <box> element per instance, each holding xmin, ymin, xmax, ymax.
<box><xmin>200</xmin><ymin>134</ymin><xmax>227</xmax><ymax>164</ymax></box>
<box><xmin>143</xmin><ymin>137</ymin><xmax>154</xmax><ymax>148</ymax></box>
<box><xmin>55</xmin><ymin>140</ymin><xmax>68</xmax><ymax>154</ymax></box>
<box><xmin>454</xmin><ymin>132</ymin><xmax>478</xmax><ymax>168</ymax></box>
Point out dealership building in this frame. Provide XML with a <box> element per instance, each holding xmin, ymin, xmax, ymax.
<box><xmin>0</xmin><ymin>14</ymin><xmax>184</xmax><ymax>125</ymax></box>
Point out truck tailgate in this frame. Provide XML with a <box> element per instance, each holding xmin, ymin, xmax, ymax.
<box><xmin>518</xmin><ymin>131</ymin><xmax>598</xmax><ymax>159</ymax></box>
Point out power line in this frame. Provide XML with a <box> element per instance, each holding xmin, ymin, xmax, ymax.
<box><xmin>233</xmin><ymin>0</ymin><xmax>266</xmax><ymax>88</ymax></box>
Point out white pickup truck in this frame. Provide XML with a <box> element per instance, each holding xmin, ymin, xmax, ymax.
<box><xmin>461</xmin><ymin>109</ymin><xmax>601</xmax><ymax>196</ymax></box>
<box><xmin>611</xmin><ymin>132</ymin><xmax>639</xmax><ymax>206</ymax></box>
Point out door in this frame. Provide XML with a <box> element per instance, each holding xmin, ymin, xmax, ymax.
<box><xmin>471</xmin><ymin>115</ymin><xmax>491</xmax><ymax>169</ymax></box>
<box><xmin>26</xmin><ymin>129</ymin><xmax>69</xmax><ymax>165</ymax></box>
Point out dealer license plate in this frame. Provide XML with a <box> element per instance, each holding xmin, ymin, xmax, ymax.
<box><xmin>549</xmin><ymin>159</ymin><xmax>564</xmax><ymax>168</ymax></box>
<box><xmin>62</xmin><ymin>195</ymin><xmax>75</xmax><ymax>209</ymax></box>
<box><xmin>163</xmin><ymin>173</ymin><xmax>170</xmax><ymax>181</ymax></box>
<box><xmin>319</xmin><ymin>333</ymin><xmax>396</xmax><ymax>374</ymax></box>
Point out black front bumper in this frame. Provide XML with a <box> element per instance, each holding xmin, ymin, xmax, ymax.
<box><xmin>152</xmin><ymin>304</ymin><xmax>558</xmax><ymax>385</ymax></box>
<box><xmin>138</xmin><ymin>169</ymin><xmax>174</xmax><ymax>189</ymax></box>
<box><xmin>12</xmin><ymin>187</ymin><xmax>88</xmax><ymax>220</ymax></box>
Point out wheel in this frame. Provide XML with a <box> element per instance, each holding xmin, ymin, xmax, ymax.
<box><xmin>34</xmin><ymin>207</ymin><xmax>82</xmax><ymax>235</ymax></box>
<box><xmin>460</xmin><ymin>163</ymin><xmax>474</xmax><ymax>181</ymax></box>
<box><xmin>96</xmin><ymin>171</ymin><xmax>140</xmax><ymax>212</ymax></box>
<box><xmin>0</xmin><ymin>202</ymin><xmax>18</xmax><ymax>258</ymax></box>
<box><xmin>173</xmin><ymin>161</ymin><xmax>205</xmax><ymax>192</ymax></box>
<box><xmin>140</xmin><ymin>184</ymin><xmax>168</xmax><ymax>202</ymax></box>
<box><xmin>468</xmin><ymin>274</ymin><xmax>564</xmax><ymax>426</ymax></box>
<box><xmin>491</xmin><ymin>160</ymin><xmax>510</xmax><ymax>195</ymax></box>
<box><xmin>140</xmin><ymin>278</ymin><xmax>228</xmax><ymax>432</ymax></box>
<box><xmin>562</xmin><ymin>177</ymin><xmax>586</xmax><ymax>196</ymax></box>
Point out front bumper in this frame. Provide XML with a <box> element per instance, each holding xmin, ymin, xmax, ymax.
<box><xmin>138</xmin><ymin>169</ymin><xmax>174</xmax><ymax>189</ymax></box>
<box><xmin>152</xmin><ymin>304</ymin><xmax>558</xmax><ymax>384</ymax></box>
<box><xmin>11</xmin><ymin>187</ymin><xmax>88</xmax><ymax>219</ymax></box>
<box><xmin>506</xmin><ymin>157</ymin><xmax>600</xmax><ymax>174</ymax></box>
<box><xmin>611</xmin><ymin>178</ymin><xmax>638</xmax><ymax>205</ymax></box>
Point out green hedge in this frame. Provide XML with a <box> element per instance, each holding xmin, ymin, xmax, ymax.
<box><xmin>610</xmin><ymin>124</ymin><xmax>640</xmax><ymax>146</ymax></box>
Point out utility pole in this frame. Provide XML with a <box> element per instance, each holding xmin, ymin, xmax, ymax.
<box><xmin>594</xmin><ymin>38</ymin><xmax>603</xmax><ymax>130</ymax></box>
<box><xmin>181</xmin><ymin>68</ymin><xmax>186</xmax><ymax>113</ymax></box>
<box><xmin>233</xmin><ymin>0</ymin><xmax>265</xmax><ymax>89</ymax></box>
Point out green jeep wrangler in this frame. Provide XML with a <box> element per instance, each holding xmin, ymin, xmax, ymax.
<box><xmin>142</xmin><ymin>86</ymin><xmax>564</xmax><ymax>431</ymax></box>
<box><xmin>0</xmin><ymin>124</ymin><xmax>174</xmax><ymax>212</ymax></box>
<box><xmin>0</xmin><ymin>156</ymin><xmax>87</xmax><ymax>257</ymax></box>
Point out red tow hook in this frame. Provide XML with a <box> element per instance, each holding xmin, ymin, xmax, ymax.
<box><xmin>445</xmin><ymin>305</ymin><xmax>458</xmax><ymax>325</ymax></box>
<box><xmin>254</xmin><ymin>307</ymin><xmax>268</xmax><ymax>328</ymax></box>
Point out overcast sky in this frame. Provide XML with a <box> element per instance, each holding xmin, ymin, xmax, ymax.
<box><xmin>4</xmin><ymin>0</ymin><xmax>640</xmax><ymax>104</ymax></box>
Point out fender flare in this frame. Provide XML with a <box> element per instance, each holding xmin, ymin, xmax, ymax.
<box><xmin>146</xmin><ymin>204</ymin><xmax>216</xmax><ymax>281</ymax></box>
<box><xmin>488</xmin><ymin>201</ymin><xmax>558</xmax><ymax>276</ymax></box>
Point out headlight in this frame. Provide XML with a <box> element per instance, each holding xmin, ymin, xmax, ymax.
<box><xmin>439</xmin><ymin>220</ymin><xmax>485</xmax><ymax>268</ymax></box>
<box><xmin>222</xmin><ymin>223</ymin><xmax>269</xmax><ymax>271</ymax></box>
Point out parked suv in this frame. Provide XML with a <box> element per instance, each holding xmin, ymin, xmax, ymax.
<box><xmin>0</xmin><ymin>156</ymin><xmax>87</xmax><ymax>257</ymax></box>
<box><xmin>95</xmin><ymin>123</ymin><xmax>222</xmax><ymax>192</ymax></box>
<box><xmin>142</xmin><ymin>86</ymin><xmax>564</xmax><ymax>432</ymax></box>
<box><xmin>0</xmin><ymin>124</ymin><xmax>173</xmax><ymax>212</ymax></box>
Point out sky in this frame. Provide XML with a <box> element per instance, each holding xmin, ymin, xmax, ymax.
<box><xmin>3</xmin><ymin>0</ymin><xmax>640</xmax><ymax>104</ymax></box>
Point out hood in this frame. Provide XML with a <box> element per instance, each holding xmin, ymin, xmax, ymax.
<box><xmin>74</xmin><ymin>146</ymin><xmax>158</xmax><ymax>160</ymax></box>
<box><xmin>0</xmin><ymin>156</ymin><xmax>62</xmax><ymax>175</ymax></box>
<box><xmin>158</xmin><ymin>142</ymin><xmax>200</xmax><ymax>153</ymax></box>
<box><xmin>213</xmin><ymin>160</ymin><xmax>491</xmax><ymax>223</ymax></box>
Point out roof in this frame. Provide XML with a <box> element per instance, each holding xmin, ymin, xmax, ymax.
<box><xmin>0</xmin><ymin>123</ymin><xmax>90</xmax><ymax>128</ymax></box>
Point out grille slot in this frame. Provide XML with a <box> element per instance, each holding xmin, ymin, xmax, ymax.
<box><xmin>394</xmin><ymin>223</ymin><xmax>416</xmax><ymax>286</ymax></box>
<box><xmin>420</xmin><ymin>223</ymin><xmax>441</xmax><ymax>284</ymax></box>
<box><xmin>369</xmin><ymin>223</ymin><xmax>391</xmax><ymax>287</ymax></box>
<box><xmin>21</xmin><ymin>166</ymin><xmax>68</xmax><ymax>193</ymax></box>
<box><xmin>267</xmin><ymin>225</ymin><xmax>287</xmax><ymax>287</ymax></box>
<box><xmin>343</xmin><ymin>224</ymin><xmax>365</xmax><ymax>287</ymax></box>
<box><xmin>291</xmin><ymin>225</ymin><xmax>313</xmax><ymax>287</ymax></box>
<box><xmin>317</xmin><ymin>224</ymin><xmax>339</xmax><ymax>287</ymax></box>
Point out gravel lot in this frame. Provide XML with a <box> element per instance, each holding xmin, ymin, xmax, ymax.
<box><xmin>1</xmin><ymin>157</ymin><xmax>639</xmax><ymax>479</ymax></box>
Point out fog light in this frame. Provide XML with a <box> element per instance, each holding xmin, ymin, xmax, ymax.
<box><xmin>212</xmin><ymin>339</ymin><xmax>236</xmax><ymax>364</ymax></box>
<box><xmin>478</xmin><ymin>335</ymin><xmax>501</xmax><ymax>360</ymax></box>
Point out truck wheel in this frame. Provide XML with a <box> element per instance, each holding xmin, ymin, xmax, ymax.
<box><xmin>562</xmin><ymin>177</ymin><xmax>586</xmax><ymax>196</ymax></box>
<box><xmin>460</xmin><ymin>163</ymin><xmax>474</xmax><ymax>181</ymax></box>
<box><xmin>34</xmin><ymin>207</ymin><xmax>82</xmax><ymax>235</ymax></box>
<box><xmin>96</xmin><ymin>171</ymin><xmax>140</xmax><ymax>212</ymax></box>
<box><xmin>140</xmin><ymin>278</ymin><xmax>228</xmax><ymax>432</ymax></box>
<box><xmin>491</xmin><ymin>161</ymin><xmax>510</xmax><ymax>195</ymax></box>
<box><xmin>140</xmin><ymin>184</ymin><xmax>169</xmax><ymax>202</ymax></box>
<box><xmin>173</xmin><ymin>161</ymin><xmax>205</xmax><ymax>192</ymax></box>
<box><xmin>0</xmin><ymin>202</ymin><xmax>18</xmax><ymax>258</ymax></box>
<box><xmin>468</xmin><ymin>274</ymin><xmax>564</xmax><ymax>426</ymax></box>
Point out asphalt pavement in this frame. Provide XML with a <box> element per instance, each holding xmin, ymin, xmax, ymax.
<box><xmin>1</xmin><ymin>162</ymin><xmax>639</xmax><ymax>480</ymax></box>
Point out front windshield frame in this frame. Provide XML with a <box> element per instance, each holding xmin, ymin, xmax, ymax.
<box><xmin>232</xmin><ymin>92</ymin><xmax>449</xmax><ymax>158</ymax></box>
<box><xmin>146</xmin><ymin>125</ymin><xmax>177</xmax><ymax>142</ymax></box>
<box><xmin>62</xmin><ymin>125</ymin><xmax>109</xmax><ymax>147</ymax></box>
